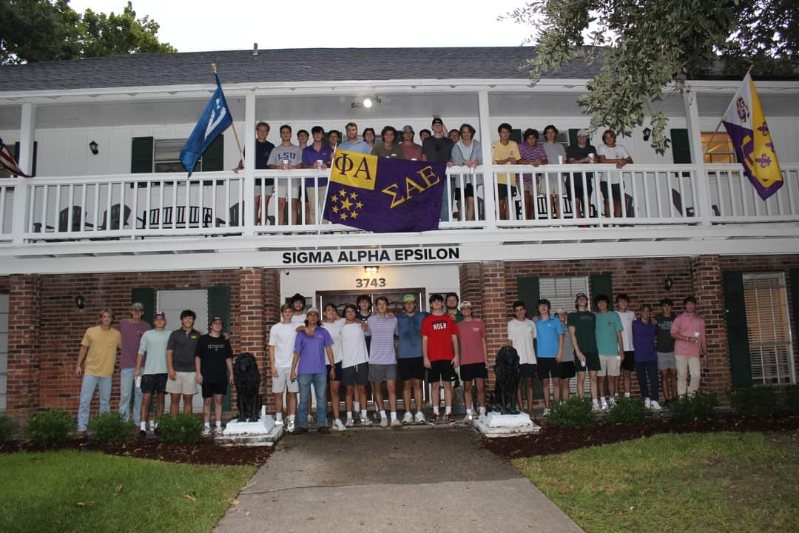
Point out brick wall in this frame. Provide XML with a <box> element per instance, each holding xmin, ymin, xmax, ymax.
<box><xmin>6</xmin><ymin>275</ymin><xmax>40</xmax><ymax>424</ymax></box>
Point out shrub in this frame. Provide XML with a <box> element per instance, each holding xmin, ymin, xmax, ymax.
<box><xmin>26</xmin><ymin>409</ymin><xmax>73</xmax><ymax>446</ymax></box>
<box><xmin>156</xmin><ymin>414</ymin><xmax>204</xmax><ymax>444</ymax></box>
<box><xmin>0</xmin><ymin>415</ymin><xmax>19</xmax><ymax>442</ymax></box>
<box><xmin>605</xmin><ymin>396</ymin><xmax>648</xmax><ymax>424</ymax></box>
<box><xmin>782</xmin><ymin>384</ymin><xmax>799</xmax><ymax>414</ymax></box>
<box><xmin>731</xmin><ymin>386</ymin><xmax>778</xmax><ymax>418</ymax></box>
<box><xmin>547</xmin><ymin>397</ymin><xmax>595</xmax><ymax>429</ymax></box>
<box><xmin>88</xmin><ymin>412</ymin><xmax>135</xmax><ymax>444</ymax></box>
<box><xmin>669</xmin><ymin>393</ymin><xmax>718</xmax><ymax>422</ymax></box>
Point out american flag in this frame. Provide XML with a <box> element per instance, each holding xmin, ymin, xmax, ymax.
<box><xmin>0</xmin><ymin>137</ymin><xmax>30</xmax><ymax>177</ymax></box>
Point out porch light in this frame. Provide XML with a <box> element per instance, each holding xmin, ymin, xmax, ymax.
<box><xmin>89</xmin><ymin>140</ymin><xmax>99</xmax><ymax>155</ymax></box>
<box><xmin>351</xmin><ymin>97</ymin><xmax>381</xmax><ymax>109</ymax></box>
<box><xmin>364</xmin><ymin>266</ymin><xmax>379</xmax><ymax>276</ymax></box>
<box><xmin>664</xmin><ymin>276</ymin><xmax>673</xmax><ymax>291</ymax></box>
<box><xmin>642</xmin><ymin>128</ymin><xmax>652</xmax><ymax>141</ymax></box>
<box><xmin>75</xmin><ymin>294</ymin><xmax>85</xmax><ymax>309</ymax></box>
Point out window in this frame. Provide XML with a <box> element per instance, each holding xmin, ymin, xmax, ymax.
<box><xmin>702</xmin><ymin>132</ymin><xmax>736</xmax><ymax>164</ymax></box>
<box><xmin>743</xmin><ymin>273</ymin><xmax>796</xmax><ymax>385</ymax></box>
<box><xmin>154</xmin><ymin>139</ymin><xmax>193</xmax><ymax>173</ymax></box>
<box><xmin>131</xmin><ymin>136</ymin><xmax>223</xmax><ymax>173</ymax></box>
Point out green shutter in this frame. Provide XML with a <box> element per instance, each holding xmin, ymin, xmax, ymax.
<box><xmin>510</xmin><ymin>129</ymin><xmax>522</xmax><ymax>145</ymax></box>
<box><xmin>670</xmin><ymin>129</ymin><xmax>692</xmax><ymax>164</ymax></box>
<box><xmin>201</xmin><ymin>134</ymin><xmax>224</xmax><ymax>171</ymax></box>
<box><xmin>131</xmin><ymin>287</ymin><xmax>156</xmax><ymax>325</ymax></box>
<box><xmin>13</xmin><ymin>141</ymin><xmax>37</xmax><ymax>177</ymax></box>
<box><xmin>568</xmin><ymin>129</ymin><xmax>580</xmax><ymax>147</ymax></box>
<box><xmin>208</xmin><ymin>284</ymin><xmax>233</xmax><ymax>410</ymax></box>
<box><xmin>131</xmin><ymin>137</ymin><xmax>154</xmax><ymax>173</ymax></box>
<box><xmin>789</xmin><ymin>269</ymin><xmax>799</xmax><ymax>372</ymax></box>
<box><xmin>590</xmin><ymin>273</ymin><xmax>613</xmax><ymax>310</ymax></box>
<box><xmin>517</xmin><ymin>277</ymin><xmax>540</xmax><ymax>316</ymax></box>
<box><xmin>722</xmin><ymin>271</ymin><xmax>752</xmax><ymax>387</ymax></box>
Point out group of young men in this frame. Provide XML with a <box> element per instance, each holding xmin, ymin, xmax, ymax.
<box><xmin>75</xmin><ymin>304</ymin><xmax>234</xmax><ymax>437</ymax></box>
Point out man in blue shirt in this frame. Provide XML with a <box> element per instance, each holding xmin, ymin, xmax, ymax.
<box><xmin>339</xmin><ymin>122</ymin><xmax>371</xmax><ymax>154</ymax></box>
<box><xmin>302</xmin><ymin>126</ymin><xmax>334</xmax><ymax>224</ymax></box>
<box><xmin>396</xmin><ymin>294</ymin><xmax>427</xmax><ymax>424</ymax></box>
<box><xmin>535</xmin><ymin>299</ymin><xmax>564</xmax><ymax>416</ymax></box>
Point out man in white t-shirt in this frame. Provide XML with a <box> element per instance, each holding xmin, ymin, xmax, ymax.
<box><xmin>597</xmin><ymin>129</ymin><xmax>633</xmax><ymax>218</ymax></box>
<box><xmin>615</xmin><ymin>294</ymin><xmax>636</xmax><ymax>398</ymax></box>
<box><xmin>507</xmin><ymin>300</ymin><xmax>537</xmax><ymax>414</ymax></box>
<box><xmin>269</xmin><ymin>304</ymin><xmax>300</xmax><ymax>432</ymax></box>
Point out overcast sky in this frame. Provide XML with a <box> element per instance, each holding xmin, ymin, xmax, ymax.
<box><xmin>69</xmin><ymin>0</ymin><xmax>535</xmax><ymax>52</ymax></box>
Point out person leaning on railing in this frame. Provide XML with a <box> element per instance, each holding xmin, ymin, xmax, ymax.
<box><xmin>597</xmin><ymin>129</ymin><xmax>633</xmax><ymax>218</ymax></box>
<box><xmin>267</xmin><ymin>124</ymin><xmax>303</xmax><ymax>226</ymax></box>
<box><xmin>450</xmin><ymin>123</ymin><xmax>483</xmax><ymax>221</ymax></box>
<box><xmin>491</xmin><ymin>123</ymin><xmax>521</xmax><ymax>221</ymax></box>
<box><xmin>565</xmin><ymin>129</ymin><xmax>598</xmax><ymax>219</ymax></box>
<box><xmin>518</xmin><ymin>128</ymin><xmax>548</xmax><ymax>220</ymax></box>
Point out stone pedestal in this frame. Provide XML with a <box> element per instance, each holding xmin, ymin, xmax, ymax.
<box><xmin>218</xmin><ymin>408</ymin><xmax>283</xmax><ymax>446</ymax></box>
<box><xmin>474</xmin><ymin>411</ymin><xmax>540</xmax><ymax>438</ymax></box>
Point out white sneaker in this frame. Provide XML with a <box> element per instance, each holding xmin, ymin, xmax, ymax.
<box><xmin>275</xmin><ymin>417</ymin><xmax>284</xmax><ymax>426</ymax></box>
<box><xmin>360</xmin><ymin>415</ymin><xmax>373</xmax><ymax>427</ymax></box>
<box><xmin>650</xmin><ymin>400</ymin><xmax>662</xmax><ymax>411</ymax></box>
<box><xmin>600</xmin><ymin>399</ymin><xmax>609</xmax><ymax>411</ymax></box>
<box><xmin>608</xmin><ymin>397</ymin><xmax>617</xmax><ymax>408</ymax></box>
<box><xmin>414</xmin><ymin>412</ymin><xmax>426</xmax><ymax>424</ymax></box>
<box><xmin>345</xmin><ymin>418</ymin><xmax>354</xmax><ymax>428</ymax></box>
<box><xmin>287</xmin><ymin>417</ymin><xmax>296</xmax><ymax>433</ymax></box>
<box><xmin>390</xmin><ymin>418</ymin><xmax>403</xmax><ymax>428</ymax></box>
<box><xmin>624</xmin><ymin>392</ymin><xmax>631</xmax><ymax>398</ymax></box>
<box><xmin>542</xmin><ymin>408</ymin><xmax>551</xmax><ymax>417</ymax></box>
<box><xmin>462</xmin><ymin>413</ymin><xmax>474</xmax><ymax>425</ymax></box>
<box><xmin>215</xmin><ymin>426</ymin><xmax>224</xmax><ymax>436</ymax></box>
<box><xmin>202</xmin><ymin>426</ymin><xmax>211</xmax><ymax>436</ymax></box>
<box><xmin>402</xmin><ymin>412</ymin><xmax>413</xmax><ymax>425</ymax></box>
<box><xmin>333</xmin><ymin>419</ymin><xmax>346</xmax><ymax>431</ymax></box>
<box><xmin>307</xmin><ymin>414</ymin><xmax>314</xmax><ymax>425</ymax></box>
<box><xmin>644</xmin><ymin>398</ymin><xmax>651</xmax><ymax>409</ymax></box>
<box><xmin>592</xmin><ymin>400</ymin><xmax>601</xmax><ymax>413</ymax></box>
<box><xmin>380</xmin><ymin>416</ymin><xmax>388</xmax><ymax>428</ymax></box>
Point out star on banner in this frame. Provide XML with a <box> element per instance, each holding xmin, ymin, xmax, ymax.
<box><xmin>329</xmin><ymin>187</ymin><xmax>363</xmax><ymax>222</ymax></box>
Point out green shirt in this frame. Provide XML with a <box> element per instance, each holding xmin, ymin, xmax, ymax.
<box><xmin>567</xmin><ymin>311</ymin><xmax>597</xmax><ymax>353</ymax></box>
<box><xmin>595</xmin><ymin>311</ymin><xmax>623</xmax><ymax>356</ymax></box>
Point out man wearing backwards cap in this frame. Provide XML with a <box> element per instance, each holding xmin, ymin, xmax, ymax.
<box><xmin>136</xmin><ymin>311</ymin><xmax>170</xmax><ymax>437</ymax></box>
<box><xmin>119</xmin><ymin>302</ymin><xmax>150</xmax><ymax>427</ymax></box>
<box><xmin>400</xmin><ymin>125</ymin><xmax>422</xmax><ymax>161</ymax></box>
<box><xmin>422</xmin><ymin>116</ymin><xmax>455</xmax><ymax>222</ymax></box>
<box><xmin>397</xmin><ymin>294</ymin><xmax>428</xmax><ymax>424</ymax></box>
<box><xmin>195</xmin><ymin>316</ymin><xmax>234</xmax><ymax>436</ymax></box>
<box><xmin>565</xmin><ymin>129</ymin><xmax>598</xmax><ymax>219</ymax></box>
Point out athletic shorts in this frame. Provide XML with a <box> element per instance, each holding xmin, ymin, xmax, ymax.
<box><xmin>369</xmin><ymin>363</ymin><xmax>397</xmax><ymax>383</ymax></box>
<box><xmin>657</xmin><ymin>351</ymin><xmax>677</xmax><ymax>371</ymax></box>
<box><xmin>427</xmin><ymin>359</ymin><xmax>457</xmax><ymax>383</ymax></box>
<box><xmin>599</xmin><ymin>181</ymin><xmax>622</xmax><ymax>200</ymax></box>
<box><xmin>519</xmin><ymin>363</ymin><xmax>538</xmax><ymax>378</ymax></box>
<box><xmin>621</xmin><ymin>350</ymin><xmax>636</xmax><ymax>371</ymax></box>
<box><xmin>497</xmin><ymin>185</ymin><xmax>517</xmax><ymax>200</ymax></box>
<box><xmin>342</xmin><ymin>363</ymin><xmax>369</xmax><ymax>387</ymax></box>
<box><xmin>557</xmin><ymin>361</ymin><xmax>576</xmax><ymax>379</ymax></box>
<box><xmin>398</xmin><ymin>357</ymin><xmax>425</xmax><ymax>381</ymax></box>
<box><xmin>576</xmin><ymin>352</ymin><xmax>602</xmax><ymax>372</ymax></box>
<box><xmin>536</xmin><ymin>358</ymin><xmax>558</xmax><ymax>380</ymax></box>
<box><xmin>165</xmin><ymin>371</ymin><xmax>197</xmax><ymax>395</ymax></box>
<box><xmin>565</xmin><ymin>173</ymin><xmax>594</xmax><ymax>200</ymax></box>
<box><xmin>327</xmin><ymin>362</ymin><xmax>343</xmax><ymax>383</ymax></box>
<box><xmin>201</xmin><ymin>382</ymin><xmax>228</xmax><ymax>398</ymax></box>
<box><xmin>460</xmin><ymin>362</ymin><xmax>488</xmax><ymax>382</ymax></box>
<box><xmin>454</xmin><ymin>184</ymin><xmax>475</xmax><ymax>199</ymax></box>
<box><xmin>598</xmin><ymin>355</ymin><xmax>621</xmax><ymax>377</ymax></box>
<box><xmin>265</xmin><ymin>178</ymin><xmax>300</xmax><ymax>198</ymax></box>
<box><xmin>272</xmin><ymin>367</ymin><xmax>299</xmax><ymax>394</ymax></box>
<box><xmin>140</xmin><ymin>373</ymin><xmax>167</xmax><ymax>395</ymax></box>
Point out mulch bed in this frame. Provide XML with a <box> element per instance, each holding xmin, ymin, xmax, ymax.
<box><xmin>482</xmin><ymin>414</ymin><xmax>799</xmax><ymax>459</ymax></box>
<box><xmin>0</xmin><ymin>437</ymin><xmax>272</xmax><ymax>466</ymax></box>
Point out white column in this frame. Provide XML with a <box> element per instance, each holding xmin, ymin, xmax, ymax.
<box><xmin>11</xmin><ymin>104</ymin><xmax>36</xmax><ymax>243</ymax></box>
<box><xmin>477</xmin><ymin>90</ymin><xmax>497</xmax><ymax>231</ymax></box>
<box><xmin>242</xmin><ymin>93</ymin><xmax>256</xmax><ymax>236</ymax></box>
<box><xmin>683</xmin><ymin>85</ymin><xmax>712</xmax><ymax>226</ymax></box>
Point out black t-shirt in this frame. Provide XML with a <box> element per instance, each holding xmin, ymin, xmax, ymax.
<box><xmin>655</xmin><ymin>314</ymin><xmax>676</xmax><ymax>352</ymax></box>
<box><xmin>566</xmin><ymin>144</ymin><xmax>597</xmax><ymax>161</ymax></box>
<box><xmin>195</xmin><ymin>334</ymin><xmax>233</xmax><ymax>383</ymax></box>
<box><xmin>422</xmin><ymin>136</ymin><xmax>453</xmax><ymax>162</ymax></box>
<box><xmin>255</xmin><ymin>139</ymin><xmax>275</xmax><ymax>170</ymax></box>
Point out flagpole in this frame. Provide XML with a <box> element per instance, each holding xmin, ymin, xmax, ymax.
<box><xmin>210</xmin><ymin>63</ymin><xmax>244</xmax><ymax>162</ymax></box>
<box><xmin>314</xmin><ymin>144</ymin><xmax>336</xmax><ymax>250</ymax></box>
<box><xmin>702</xmin><ymin>65</ymin><xmax>754</xmax><ymax>159</ymax></box>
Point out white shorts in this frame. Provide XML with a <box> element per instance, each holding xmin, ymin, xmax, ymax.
<box><xmin>272</xmin><ymin>367</ymin><xmax>299</xmax><ymax>394</ymax></box>
<box><xmin>165</xmin><ymin>371</ymin><xmax>198</xmax><ymax>395</ymax></box>
<box><xmin>597</xmin><ymin>355</ymin><xmax>621</xmax><ymax>377</ymax></box>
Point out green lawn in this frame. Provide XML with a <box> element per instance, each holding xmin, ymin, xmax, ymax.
<box><xmin>0</xmin><ymin>451</ymin><xmax>255</xmax><ymax>533</ymax></box>
<box><xmin>513</xmin><ymin>432</ymin><xmax>799</xmax><ymax>533</ymax></box>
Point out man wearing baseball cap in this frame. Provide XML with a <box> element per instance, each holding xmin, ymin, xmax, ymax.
<box><xmin>136</xmin><ymin>311</ymin><xmax>170</xmax><ymax>437</ymax></box>
<box><xmin>422</xmin><ymin>116</ymin><xmax>455</xmax><ymax>221</ymax></box>
<box><xmin>396</xmin><ymin>294</ymin><xmax>428</xmax><ymax>424</ymax></box>
<box><xmin>400</xmin><ymin>125</ymin><xmax>422</xmax><ymax>160</ymax></box>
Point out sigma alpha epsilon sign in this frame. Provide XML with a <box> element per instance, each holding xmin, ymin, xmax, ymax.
<box><xmin>282</xmin><ymin>246</ymin><xmax>461</xmax><ymax>267</ymax></box>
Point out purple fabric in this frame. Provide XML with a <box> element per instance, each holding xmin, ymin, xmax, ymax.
<box><xmin>119</xmin><ymin>319</ymin><xmax>150</xmax><ymax>369</ymax></box>
<box><xmin>324</xmin><ymin>154</ymin><xmax>446</xmax><ymax>232</ymax></box>
<box><xmin>722</xmin><ymin>121</ymin><xmax>782</xmax><ymax>200</ymax></box>
<box><xmin>303</xmin><ymin>144</ymin><xmax>335</xmax><ymax>186</ymax></box>
<box><xmin>294</xmin><ymin>327</ymin><xmax>333</xmax><ymax>375</ymax></box>
<box><xmin>632</xmin><ymin>319</ymin><xmax>658</xmax><ymax>362</ymax></box>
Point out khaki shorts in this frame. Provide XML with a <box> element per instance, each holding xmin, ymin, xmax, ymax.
<box><xmin>271</xmin><ymin>367</ymin><xmax>299</xmax><ymax>394</ymax></box>
<box><xmin>166</xmin><ymin>371</ymin><xmax>198</xmax><ymax>395</ymax></box>
<box><xmin>597</xmin><ymin>355</ymin><xmax>621</xmax><ymax>377</ymax></box>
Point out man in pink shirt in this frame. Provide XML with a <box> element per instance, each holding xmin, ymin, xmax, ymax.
<box><xmin>456</xmin><ymin>301</ymin><xmax>487</xmax><ymax>424</ymax></box>
<box><xmin>670</xmin><ymin>296</ymin><xmax>707</xmax><ymax>397</ymax></box>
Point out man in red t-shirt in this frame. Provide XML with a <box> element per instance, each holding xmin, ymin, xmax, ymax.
<box><xmin>422</xmin><ymin>293</ymin><xmax>459</xmax><ymax>424</ymax></box>
<box><xmin>456</xmin><ymin>301</ymin><xmax>487</xmax><ymax>424</ymax></box>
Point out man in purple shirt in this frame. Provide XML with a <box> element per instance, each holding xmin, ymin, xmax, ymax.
<box><xmin>119</xmin><ymin>302</ymin><xmax>150</xmax><ymax>425</ymax></box>
<box><xmin>367</xmin><ymin>296</ymin><xmax>401</xmax><ymax>428</ymax></box>
<box><xmin>291</xmin><ymin>309</ymin><xmax>335</xmax><ymax>434</ymax></box>
<box><xmin>633</xmin><ymin>304</ymin><xmax>661</xmax><ymax>410</ymax></box>
<box><xmin>302</xmin><ymin>126</ymin><xmax>334</xmax><ymax>224</ymax></box>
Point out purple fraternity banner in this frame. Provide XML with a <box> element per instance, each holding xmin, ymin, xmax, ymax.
<box><xmin>324</xmin><ymin>150</ymin><xmax>446</xmax><ymax>232</ymax></box>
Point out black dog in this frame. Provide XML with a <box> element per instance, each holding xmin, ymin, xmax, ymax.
<box><xmin>493</xmin><ymin>346</ymin><xmax>521</xmax><ymax>414</ymax></box>
<box><xmin>234</xmin><ymin>353</ymin><xmax>262</xmax><ymax>422</ymax></box>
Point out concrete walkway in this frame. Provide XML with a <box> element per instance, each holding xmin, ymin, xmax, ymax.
<box><xmin>215</xmin><ymin>425</ymin><xmax>582</xmax><ymax>533</ymax></box>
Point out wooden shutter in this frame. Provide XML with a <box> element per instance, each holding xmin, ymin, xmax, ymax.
<box><xmin>131</xmin><ymin>287</ymin><xmax>156</xmax><ymax>325</ymax></box>
<box><xmin>201</xmin><ymin>134</ymin><xmax>224</xmax><ymax>171</ymax></box>
<box><xmin>791</xmin><ymin>269</ymin><xmax>799</xmax><ymax>362</ymax></box>
<box><xmin>131</xmin><ymin>137</ymin><xmax>154</xmax><ymax>173</ymax></box>
<box><xmin>517</xmin><ymin>277</ymin><xmax>540</xmax><ymax>315</ymax></box>
<box><xmin>670</xmin><ymin>129</ymin><xmax>691</xmax><ymax>164</ymax></box>
<box><xmin>208</xmin><ymin>284</ymin><xmax>233</xmax><ymax>410</ymax></box>
<box><xmin>590</xmin><ymin>273</ymin><xmax>613</xmax><ymax>310</ymax></box>
<box><xmin>723</xmin><ymin>271</ymin><xmax>752</xmax><ymax>387</ymax></box>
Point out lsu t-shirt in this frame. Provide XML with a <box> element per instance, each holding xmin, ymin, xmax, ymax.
<box><xmin>422</xmin><ymin>314</ymin><xmax>457</xmax><ymax>361</ymax></box>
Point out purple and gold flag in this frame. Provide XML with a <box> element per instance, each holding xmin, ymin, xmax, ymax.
<box><xmin>721</xmin><ymin>72</ymin><xmax>782</xmax><ymax>200</ymax></box>
<box><xmin>324</xmin><ymin>150</ymin><xmax>446</xmax><ymax>232</ymax></box>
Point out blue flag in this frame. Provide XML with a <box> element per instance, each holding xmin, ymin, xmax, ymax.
<box><xmin>180</xmin><ymin>74</ymin><xmax>233</xmax><ymax>177</ymax></box>
<box><xmin>323</xmin><ymin>150</ymin><xmax>446</xmax><ymax>232</ymax></box>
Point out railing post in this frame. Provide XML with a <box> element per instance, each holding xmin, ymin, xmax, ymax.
<box><xmin>242</xmin><ymin>93</ymin><xmax>256</xmax><ymax>236</ymax></box>
<box><xmin>478</xmin><ymin>90</ymin><xmax>497</xmax><ymax>231</ymax></box>
<box><xmin>10</xmin><ymin>178</ymin><xmax>30</xmax><ymax>244</ymax></box>
<box><xmin>683</xmin><ymin>85</ymin><xmax>713</xmax><ymax>225</ymax></box>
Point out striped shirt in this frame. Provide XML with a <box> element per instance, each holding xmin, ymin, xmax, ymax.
<box><xmin>367</xmin><ymin>314</ymin><xmax>398</xmax><ymax>365</ymax></box>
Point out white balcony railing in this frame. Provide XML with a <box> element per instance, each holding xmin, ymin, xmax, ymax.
<box><xmin>3</xmin><ymin>162</ymin><xmax>798</xmax><ymax>244</ymax></box>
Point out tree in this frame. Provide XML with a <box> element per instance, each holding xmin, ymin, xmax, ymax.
<box><xmin>0</xmin><ymin>0</ymin><xmax>175</xmax><ymax>65</ymax></box>
<box><xmin>507</xmin><ymin>0</ymin><xmax>797</xmax><ymax>154</ymax></box>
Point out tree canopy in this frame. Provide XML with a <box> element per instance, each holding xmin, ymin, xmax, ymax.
<box><xmin>507</xmin><ymin>0</ymin><xmax>798</xmax><ymax>154</ymax></box>
<box><xmin>0</xmin><ymin>0</ymin><xmax>175</xmax><ymax>65</ymax></box>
